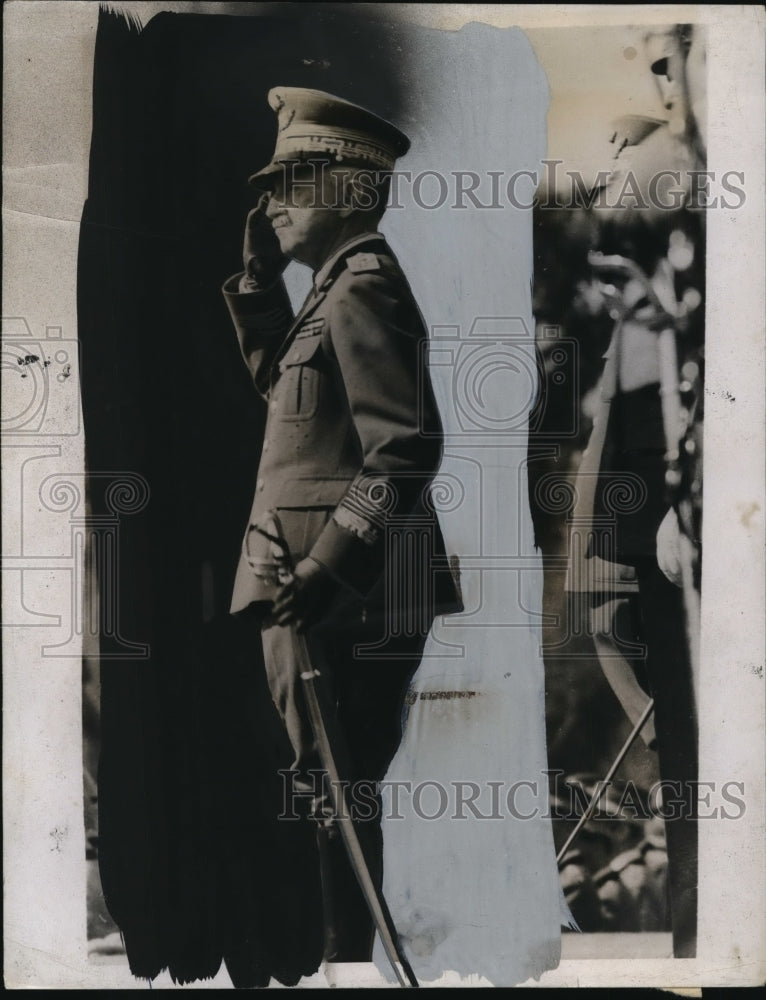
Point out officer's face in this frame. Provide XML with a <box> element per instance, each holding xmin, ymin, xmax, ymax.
<box><xmin>265</xmin><ymin>166</ymin><xmax>349</xmax><ymax>268</ymax></box>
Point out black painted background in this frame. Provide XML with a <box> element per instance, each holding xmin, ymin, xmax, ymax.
<box><xmin>78</xmin><ymin>6</ymin><xmax>412</xmax><ymax>986</ymax></box>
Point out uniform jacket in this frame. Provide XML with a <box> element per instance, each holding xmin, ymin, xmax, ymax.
<box><xmin>223</xmin><ymin>233</ymin><xmax>462</xmax><ymax>629</ymax></box>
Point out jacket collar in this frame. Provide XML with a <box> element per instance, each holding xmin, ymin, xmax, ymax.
<box><xmin>284</xmin><ymin>233</ymin><xmax>387</xmax><ymax>337</ymax></box>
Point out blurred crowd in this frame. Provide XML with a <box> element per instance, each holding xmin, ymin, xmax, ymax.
<box><xmin>552</xmin><ymin>776</ymin><xmax>670</xmax><ymax>934</ymax></box>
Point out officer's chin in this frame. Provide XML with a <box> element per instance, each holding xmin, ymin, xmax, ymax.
<box><xmin>274</xmin><ymin>231</ymin><xmax>301</xmax><ymax>262</ymax></box>
<box><xmin>278</xmin><ymin>237</ymin><xmax>314</xmax><ymax>268</ymax></box>
<box><xmin>273</xmin><ymin>224</ymin><xmax>294</xmax><ymax>246</ymax></box>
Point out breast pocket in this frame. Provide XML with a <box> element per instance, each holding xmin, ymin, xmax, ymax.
<box><xmin>277</xmin><ymin>333</ymin><xmax>324</xmax><ymax>421</ymax></box>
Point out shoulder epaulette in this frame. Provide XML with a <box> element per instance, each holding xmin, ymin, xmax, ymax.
<box><xmin>346</xmin><ymin>251</ymin><xmax>381</xmax><ymax>274</ymax></box>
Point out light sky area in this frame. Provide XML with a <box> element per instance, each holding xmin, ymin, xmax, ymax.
<box><xmin>526</xmin><ymin>25</ymin><xmax>670</xmax><ymax>184</ymax></box>
<box><xmin>96</xmin><ymin>5</ymin><xmax>672</xmax><ymax>188</ymax></box>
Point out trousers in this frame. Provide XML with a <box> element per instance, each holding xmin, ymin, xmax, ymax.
<box><xmin>260</xmin><ymin>618</ymin><xmax>429</xmax><ymax>960</ymax></box>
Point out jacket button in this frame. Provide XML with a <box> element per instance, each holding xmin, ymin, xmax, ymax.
<box><xmin>270</xmin><ymin>401</ymin><xmax>278</xmax><ymax>413</ymax></box>
<box><xmin>257</xmin><ymin>478</ymin><xmax>265</xmax><ymax>491</ymax></box>
<box><xmin>292</xmin><ymin>350</ymin><xmax>301</xmax><ymax>361</ymax></box>
<box><xmin>263</xmin><ymin>439</ymin><xmax>269</xmax><ymax>451</ymax></box>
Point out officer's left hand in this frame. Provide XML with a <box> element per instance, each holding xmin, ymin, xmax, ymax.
<box><xmin>273</xmin><ymin>557</ymin><xmax>339</xmax><ymax>631</ymax></box>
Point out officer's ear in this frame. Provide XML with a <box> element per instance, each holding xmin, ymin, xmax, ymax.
<box><xmin>332</xmin><ymin>168</ymin><xmax>358</xmax><ymax>219</ymax></box>
<box><xmin>338</xmin><ymin>168</ymin><xmax>389</xmax><ymax>220</ymax></box>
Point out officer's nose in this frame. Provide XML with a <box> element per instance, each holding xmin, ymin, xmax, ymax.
<box><xmin>265</xmin><ymin>194</ymin><xmax>282</xmax><ymax>220</ymax></box>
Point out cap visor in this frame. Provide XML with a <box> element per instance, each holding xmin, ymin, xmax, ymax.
<box><xmin>248</xmin><ymin>154</ymin><xmax>345</xmax><ymax>190</ymax></box>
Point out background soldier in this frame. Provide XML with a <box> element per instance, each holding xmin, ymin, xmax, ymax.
<box><xmin>531</xmin><ymin>24</ymin><xmax>705</xmax><ymax>957</ymax></box>
<box><xmin>582</xmin><ymin>25</ymin><xmax>704</xmax><ymax>957</ymax></box>
<box><xmin>222</xmin><ymin>87</ymin><xmax>462</xmax><ymax>964</ymax></box>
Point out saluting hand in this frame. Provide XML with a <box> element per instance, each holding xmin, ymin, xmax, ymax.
<box><xmin>242</xmin><ymin>199</ymin><xmax>288</xmax><ymax>288</ymax></box>
<box><xmin>272</xmin><ymin>557</ymin><xmax>339</xmax><ymax>632</ymax></box>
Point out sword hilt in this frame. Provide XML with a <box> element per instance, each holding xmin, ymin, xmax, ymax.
<box><xmin>243</xmin><ymin>510</ymin><xmax>295</xmax><ymax>587</ymax></box>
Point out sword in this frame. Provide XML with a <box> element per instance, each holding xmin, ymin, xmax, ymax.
<box><xmin>248</xmin><ymin>512</ymin><xmax>419</xmax><ymax>988</ymax></box>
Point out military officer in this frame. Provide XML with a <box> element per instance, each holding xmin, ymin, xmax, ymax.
<box><xmin>222</xmin><ymin>87</ymin><xmax>461</xmax><ymax>964</ymax></box>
